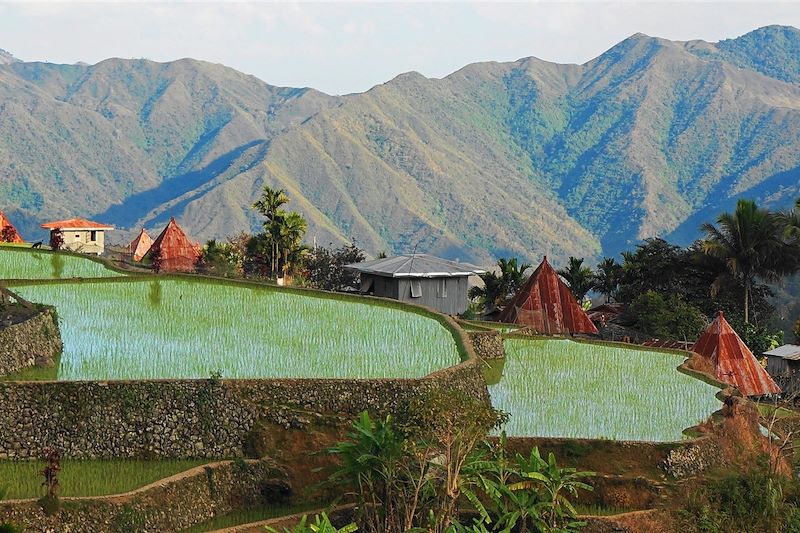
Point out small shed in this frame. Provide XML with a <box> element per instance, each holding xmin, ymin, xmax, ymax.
<box><xmin>41</xmin><ymin>218</ymin><xmax>114</xmax><ymax>255</ymax></box>
<box><xmin>692</xmin><ymin>311</ymin><xmax>781</xmax><ymax>397</ymax></box>
<box><xmin>499</xmin><ymin>256</ymin><xmax>598</xmax><ymax>335</ymax></box>
<box><xmin>345</xmin><ymin>254</ymin><xmax>485</xmax><ymax>315</ymax></box>
<box><xmin>129</xmin><ymin>228</ymin><xmax>153</xmax><ymax>262</ymax></box>
<box><xmin>146</xmin><ymin>218</ymin><xmax>200</xmax><ymax>272</ymax></box>
<box><xmin>0</xmin><ymin>211</ymin><xmax>24</xmax><ymax>243</ymax></box>
<box><xmin>765</xmin><ymin>344</ymin><xmax>800</xmax><ymax>396</ymax></box>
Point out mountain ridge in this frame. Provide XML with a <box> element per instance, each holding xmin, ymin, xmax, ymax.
<box><xmin>1</xmin><ymin>26</ymin><xmax>799</xmax><ymax>265</ymax></box>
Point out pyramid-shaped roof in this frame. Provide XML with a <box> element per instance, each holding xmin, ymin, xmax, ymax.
<box><xmin>146</xmin><ymin>218</ymin><xmax>200</xmax><ymax>272</ymax></box>
<box><xmin>129</xmin><ymin>228</ymin><xmax>153</xmax><ymax>262</ymax></box>
<box><xmin>692</xmin><ymin>312</ymin><xmax>780</xmax><ymax>397</ymax></box>
<box><xmin>498</xmin><ymin>256</ymin><xmax>599</xmax><ymax>335</ymax></box>
<box><xmin>0</xmin><ymin>211</ymin><xmax>23</xmax><ymax>243</ymax></box>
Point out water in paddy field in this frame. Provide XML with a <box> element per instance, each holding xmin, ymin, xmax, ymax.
<box><xmin>486</xmin><ymin>338</ymin><xmax>722</xmax><ymax>442</ymax></box>
<box><xmin>11</xmin><ymin>279</ymin><xmax>461</xmax><ymax>381</ymax></box>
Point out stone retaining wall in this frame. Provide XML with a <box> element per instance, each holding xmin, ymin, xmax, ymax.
<box><xmin>0</xmin><ymin>359</ymin><xmax>488</xmax><ymax>460</ymax></box>
<box><xmin>468</xmin><ymin>331</ymin><xmax>505</xmax><ymax>359</ymax></box>
<box><xmin>0</xmin><ymin>459</ymin><xmax>288</xmax><ymax>533</ymax></box>
<box><xmin>0</xmin><ymin>308</ymin><xmax>61</xmax><ymax>376</ymax></box>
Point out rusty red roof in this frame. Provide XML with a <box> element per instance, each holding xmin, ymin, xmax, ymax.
<box><xmin>0</xmin><ymin>211</ymin><xmax>24</xmax><ymax>243</ymax></box>
<box><xmin>147</xmin><ymin>218</ymin><xmax>199</xmax><ymax>272</ymax></box>
<box><xmin>498</xmin><ymin>256</ymin><xmax>599</xmax><ymax>335</ymax></box>
<box><xmin>41</xmin><ymin>218</ymin><xmax>114</xmax><ymax>230</ymax></box>
<box><xmin>692</xmin><ymin>312</ymin><xmax>780</xmax><ymax>397</ymax></box>
<box><xmin>129</xmin><ymin>228</ymin><xmax>153</xmax><ymax>262</ymax></box>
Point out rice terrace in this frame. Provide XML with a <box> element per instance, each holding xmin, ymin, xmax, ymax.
<box><xmin>3</xmin><ymin>14</ymin><xmax>800</xmax><ymax>533</ymax></box>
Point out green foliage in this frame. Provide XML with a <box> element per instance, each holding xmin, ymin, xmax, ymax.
<box><xmin>628</xmin><ymin>291</ymin><xmax>707</xmax><ymax>341</ymax></box>
<box><xmin>795</xmin><ymin>318</ymin><xmax>800</xmax><ymax>343</ymax></box>
<box><xmin>681</xmin><ymin>456</ymin><xmax>800</xmax><ymax>533</ymax></box>
<box><xmin>302</xmin><ymin>242</ymin><xmax>365</xmax><ymax>292</ymax></box>
<box><xmin>196</xmin><ymin>239</ymin><xmax>243</xmax><ymax>277</ymax></box>
<box><xmin>592</xmin><ymin>257</ymin><xmax>621</xmax><ymax>303</ymax></box>
<box><xmin>469</xmin><ymin>257</ymin><xmax>531</xmax><ymax>314</ymax></box>
<box><xmin>265</xmin><ymin>513</ymin><xmax>357</xmax><ymax>533</ymax></box>
<box><xmin>250</xmin><ymin>186</ymin><xmax>308</xmax><ymax>278</ymax></box>
<box><xmin>557</xmin><ymin>257</ymin><xmax>594</xmax><ymax>302</ymax></box>
<box><xmin>726</xmin><ymin>317</ymin><xmax>784</xmax><ymax>356</ymax></box>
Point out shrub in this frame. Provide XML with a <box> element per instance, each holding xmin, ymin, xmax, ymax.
<box><xmin>628</xmin><ymin>291</ymin><xmax>707</xmax><ymax>341</ymax></box>
<box><xmin>303</xmin><ymin>242</ymin><xmax>365</xmax><ymax>292</ymax></box>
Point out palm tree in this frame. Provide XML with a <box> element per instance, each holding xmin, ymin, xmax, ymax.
<box><xmin>253</xmin><ymin>186</ymin><xmax>290</xmax><ymax>276</ymax></box>
<box><xmin>468</xmin><ymin>257</ymin><xmax>531</xmax><ymax>313</ymax></box>
<box><xmin>278</xmin><ymin>211</ymin><xmax>309</xmax><ymax>275</ymax></box>
<box><xmin>557</xmin><ymin>257</ymin><xmax>594</xmax><ymax>301</ymax></box>
<box><xmin>593</xmin><ymin>257</ymin><xmax>621</xmax><ymax>303</ymax></box>
<box><xmin>701</xmin><ymin>199</ymin><xmax>792</xmax><ymax>323</ymax></box>
<box><xmin>779</xmin><ymin>198</ymin><xmax>800</xmax><ymax>241</ymax></box>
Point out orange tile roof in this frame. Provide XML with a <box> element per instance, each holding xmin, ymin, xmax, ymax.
<box><xmin>692</xmin><ymin>312</ymin><xmax>781</xmax><ymax>397</ymax></box>
<box><xmin>498</xmin><ymin>256</ymin><xmax>599</xmax><ymax>335</ymax></box>
<box><xmin>0</xmin><ymin>211</ymin><xmax>24</xmax><ymax>243</ymax></box>
<box><xmin>41</xmin><ymin>218</ymin><xmax>114</xmax><ymax>230</ymax></box>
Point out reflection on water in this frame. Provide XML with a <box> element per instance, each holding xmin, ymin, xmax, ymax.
<box><xmin>148</xmin><ymin>281</ymin><xmax>162</xmax><ymax>308</ymax></box>
<box><xmin>481</xmin><ymin>358</ymin><xmax>505</xmax><ymax>386</ymax></box>
<box><xmin>50</xmin><ymin>254</ymin><xmax>65</xmax><ymax>279</ymax></box>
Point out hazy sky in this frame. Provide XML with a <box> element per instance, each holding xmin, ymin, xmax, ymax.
<box><xmin>1</xmin><ymin>2</ymin><xmax>799</xmax><ymax>95</ymax></box>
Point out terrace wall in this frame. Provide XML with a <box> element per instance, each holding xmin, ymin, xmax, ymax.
<box><xmin>0</xmin><ymin>308</ymin><xmax>61</xmax><ymax>376</ymax></box>
<box><xmin>0</xmin><ymin>359</ymin><xmax>487</xmax><ymax>460</ymax></box>
<box><xmin>0</xmin><ymin>459</ymin><xmax>289</xmax><ymax>533</ymax></box>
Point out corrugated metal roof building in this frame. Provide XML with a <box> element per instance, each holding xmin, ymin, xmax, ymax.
<box><xmin>0</xmin><ymin>211</ymin><xmax>23</xmax><ymax>243</ymax></box>
<box><xmin>345</xmin><ymin>254</ymin><xmax>485</xmax><ymax>315</ymax></box>
<box><xmin>129</xmin><ymin>228</ymin><xmax>153</xmax><ymax>262</ymax></box>
<box><xmin>41</xmin><ymin>217</ymin><xmax>114</xmax><ymax>255</ymax></box>
<box><xmin>498</xmin><ymin>256</ymin><xmax>598</xmax><ymax>335</ymax></box>
<box><xmin>146</xmin><ymin>218</ymin><xmax>200</xmax><ymax>272</ymax></box>
<box><xmin>692</xmin><ymin>312</ymin><xmax>781</xmax><ymax>397</ymax></box>
<box><xmin>765</xmin><ymin>344</ymin><xmax>800</xmax><ymax>396</ymax></box>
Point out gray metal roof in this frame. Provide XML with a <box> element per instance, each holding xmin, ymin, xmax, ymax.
<box><xmin>764</xmin><ymin>344</ymin><xmax>800</xmax><ymax>360</ymax></box>
<box><xmin>345</xmin><ymin>254</ymin><xmax>485</xmax><ymax>278</ymax></box>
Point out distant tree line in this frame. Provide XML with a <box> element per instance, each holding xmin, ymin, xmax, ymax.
<box><xmin>471</xmin><ymin>198</ymin><xmax>800</xmax><ymax>351</ymax></box>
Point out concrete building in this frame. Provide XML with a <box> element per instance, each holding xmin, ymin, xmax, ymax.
<box><xmin>41</xmin><ymin>218</ymin><xmax>114</xmax><ymax>255</ymax></box>
<box><xmin>346</xmin><ymin>254</ymin><xmax>485</xmax><ymax>315</ymax></box>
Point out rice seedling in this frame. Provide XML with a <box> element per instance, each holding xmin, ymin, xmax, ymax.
<box><xmin>179</xmin><ymin>503</ymin><xmax>321</xmax><ymax>532</ymax></box>
<box><xmin>0</xmin><ymin>247</ymin><xmax>121</xmax><ymax>280</ymax></box>
<box><xmin>0</xmin><ymin>459</ymin><xmax>207</xmax><ymax>499</ymax></box>
<box><xmin>489</xmin><ymin>338</ymin><xmax>721</xmax><ymax>442</ymax></box>
<box><xmin>12</xmin><ymin>279</ymin><xmax>461</xmax><ymax>380</ymax></box>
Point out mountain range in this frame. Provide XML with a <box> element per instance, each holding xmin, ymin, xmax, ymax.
<box><xmin>1</xmin><ymin>26</ymin><xmax>800</xmax><ymax>266</ymax></box>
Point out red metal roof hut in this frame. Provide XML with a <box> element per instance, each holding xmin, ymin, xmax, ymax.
<box><xmin>129</xmin><ymin>228</ymin><xmax>153</xmax><ymax>262</ymax></box>
<box><xmin>498</xmin><ymin>256</ymin><xmax>599</xmax><ymax>335</ymax></box>
<box><xmin>0</xmin><ymin>211</ymin><xmax>23</xmax><ymax>243</ymax></box>
<box><xmin>692</xmin><ymin>311</ymin><xmax>780</xmax><ymax>397</ymax></box>
<box><xmin>146</xmin><ymin>218</ymin><xmax>200</xmax><ymax>272</ymax></box>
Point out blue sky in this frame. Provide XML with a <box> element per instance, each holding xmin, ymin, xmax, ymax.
<box><xmin>1</xmin><ymin>2</ymin><xmax>799</xmax><ymax>95</ymax></box>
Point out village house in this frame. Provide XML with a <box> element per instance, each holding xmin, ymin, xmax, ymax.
<box><xmin>41</xmin><ymin>218</ymin><xmax>114</xmax><ymax>255</ymax></box>
<box><xmin>346</xmin><ymin>254</ymin><xmax>485</xmax><ymax>315</ymax></box>
<box><xmin>765</xmin><ymin>344</ymin><xmax>800</xmax><ymax>396</ymax></box>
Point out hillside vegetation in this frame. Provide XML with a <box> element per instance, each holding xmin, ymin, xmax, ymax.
<box><xmin>1</xmin><ymin>26</ymin><xmax>800</xmax><ymax>264</ymax></box>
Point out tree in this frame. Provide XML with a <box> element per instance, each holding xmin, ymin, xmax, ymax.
<box><xmin>253</xmin><ymin>186</ymin><xmax>289</xmax><ymax>277</ymax></box>
<box><xmin>593</xmin><ymin>257</ymin><xmax>621</xmax><ymax>303</ymax></box>
<box><xmin>304</xmin><ymin>242</ymin><xmax>365</xmax><ymax>291</ymax></box>
<box><xmin>701</xmin><ymin>199</ymin><xmax>794</xmax><ymax>323</ymax></box>
<box><xmin>48</xmin><ymin>229</ymin><xmax>64</xmax><ymax>251</ymax></box>
<box><xmin>468</xmin><ymin>257</ymin><xmax>531</xmax><ymax>313</ymax></box>
<box><xmin>628</xmin><ymin>291</ymin><xmax>707</xmax><ymax>341</ymax></box>
<box><xmin>0</xmin><ymin>226</ymin><xmax>19</xmax><ymax>243</ymax></box>
<box><xmin>195</xmin><ymin>239</ymin><xmax>243</xmax><ymax>277</ymax></box>
<box><xmin>557</xmin><ymin>257</ymin><xmax>594</xmax><ymax>301</ymax></box>
<box><xmin>794</xmin><ymin>318</ymin><xmax>800</xmax><ymax>343</ymax></box>
<box><xmin>616</xmin><ymin>238</ymin><xmax>685</xmax><ymax>303</ymax></box>
<box><xmin>278</xmin><ymin>211</ymin><xmax>309</xmax><ymax>276</ymax></box>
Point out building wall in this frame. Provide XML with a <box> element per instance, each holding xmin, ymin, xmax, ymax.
<box><xmin>767</xmin><ymin>356</ymin><xmax>800</xmax><ymax>397</ymax></box>
<box><xmin>56</xmin><ymin>229</ymin><xmax>106</xmax><ymax>255</ymax></box>
<box><xmin>396</xmin><ymin>276</ymin><xmax>469</xmax><ymax>315</ymax></box>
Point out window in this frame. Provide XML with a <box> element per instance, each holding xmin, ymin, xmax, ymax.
<box><xmin>410</xmin><ymin>280</ymin><xmax>422</xmax><ymax>298</ymax></box>
<box><xmin>90</xmin><ymin>231</ymin><xmax>97</xmax><ymax>242</ymax></box>
<box><xmin>436</xmin><ymin>278</ymin><xmax>447</xmax><ymax>298</ymax></box>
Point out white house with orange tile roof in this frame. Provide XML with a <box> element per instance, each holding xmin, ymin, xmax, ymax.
<box><xmin>41</xmin><ymin>218</ymin><xmax>114</xmax><ymax>255</ymax></box>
